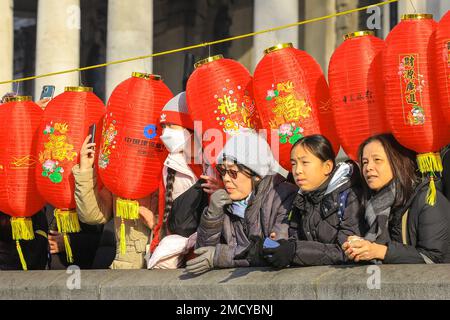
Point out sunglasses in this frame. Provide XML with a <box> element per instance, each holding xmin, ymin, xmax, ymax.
<box><xmin>216</xmin><ymin>165</ymin><xmax>240</xmax><ymax>179</ymax></box>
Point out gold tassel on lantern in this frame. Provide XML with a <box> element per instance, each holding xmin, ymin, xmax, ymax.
<box><xmin>10</xmin><ymin>217</ymin><xmax>35</xmax><ymax>271</ymax></box>
<box><xmin>417</xmin><ymin>152</ymin><xmax>443</xmax><ymax>206</ymax></box>
<box><xmin>116</xmin><ymin>198</ymin><xmax>140</xmax><ymax>255</ymax></box>
<box><xmin>54</xmin><ymin>209</ymin><xmax>80</xmax><ymax>263</ymax></box>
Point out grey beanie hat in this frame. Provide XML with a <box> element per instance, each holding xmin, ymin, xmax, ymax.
<box><xmin>217</xmin><ymin>131</ymin><xmax>288</xmax><ymax>178</ymax></box>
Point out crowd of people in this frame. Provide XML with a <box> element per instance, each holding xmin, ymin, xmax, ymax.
<box><xmin>1</xmin><ymin>91</ymin><xmax>450</xmax><ymax>272</ymax></box>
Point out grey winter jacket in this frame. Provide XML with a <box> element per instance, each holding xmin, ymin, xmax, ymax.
<box><xmin>196</xmin><ymin>174</ymin><xmax>298</xmax><ymax>268</ymax></box>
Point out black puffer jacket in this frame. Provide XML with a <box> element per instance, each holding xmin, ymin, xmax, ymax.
<box><xmin>167</xmin><ymin>179</ymin><xmax>208</xmax><ymax>238</ymax></box>
<box><xmin>288</xmin><ymin>161</ymin><xmax>366</xmax><ymax>266</ymax></box>
<box><xmin>384</xmin><ymin>180</ymin><xmax>450</xmax><ymax>264</ymax></box>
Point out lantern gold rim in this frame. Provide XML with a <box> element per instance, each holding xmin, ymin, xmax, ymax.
<box><xmin>65</xmin><ymin>86</ymin><xmax>93</xmax><ymax>92</ymax></box>
<box><xmin>344</xmin><ymin>30</ymin><xmax>375</xmax><ymax>40</ymax></box>
<box><xmin>401</xmin><ymin>14</ymin><xmax>433</xmax><ymax>20</ymax></box>
<box><xmin>194</xmin><ymin>55</ymin><xmax>224</xmax><ymax>69</ymax></box>
<box><xmin>3</xmin><ymin>96</ymin><xmax>32</xmax><ymax>102</ymax></box>
<box><xmin>264</xmin><ymin>43</ymin><xmax>293</xmax><ymax>55</ymax></box>
<box><xmin>132</xmin><ymin>72</ymin><xmax>162</xmax><ymax>81</ymax></box>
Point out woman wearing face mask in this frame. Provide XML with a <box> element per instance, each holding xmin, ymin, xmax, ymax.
<box><xmin>343</xmin><ymin>134</ymin><xmax>450</xmax><ymax>264</ymax></box>
<box><xmin>185</xmin><ymin>132</ymin><xmax>298</xmax><ymax>274</ymax></box>
<box><xmin>262</xmin><ymin>135</ymin><xmax>366</xmax><ymax>268</ymax></box>
<box><xmin>147</xmin><ymin>92</ymin><xmax>222</xmax><ymax>269</ymax></box>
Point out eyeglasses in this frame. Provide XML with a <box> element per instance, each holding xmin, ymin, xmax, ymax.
<box><xmin>216</xmin><ymin>165</ymin><xmax>239</xmax><ymax>179</ymax></box>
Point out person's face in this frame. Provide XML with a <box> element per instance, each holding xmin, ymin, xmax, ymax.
<box><xmin>361</xmin><ymin>140</ymin><xmax>394</xmax><ymax>192</ymax></box>
<box><xmin>217</xmin><ymin>161</ymin><xmax>253</xmax><ymax>201</ymax></box>
<box><xmin>290</xmin><ymin>144</ymin><xmax>333</xmax><ymax>192</ymax></box>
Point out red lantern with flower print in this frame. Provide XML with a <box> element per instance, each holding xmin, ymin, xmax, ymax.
<box><xmin>329</xmin><ymin>31</ymin><xmax>388</xmax><ymax>160</ymax></box>
<box><xmin>35</xmin><ymin>87</ymin><xmax>106</xmax><ymax>262</ymax></box>
<box><xmin>383</xmin><ymin>14</ymin><xmax>449</xmax><ymax>205</ymax></box>
<box><xmin>98</xmin><ymin>72</ymin><xmax>172</xmax><ymax>254</ymax></box>
<box><xmin>435</xmin><ymin>11</ymin><xmax>450</xmax><ymax>125</ymax></box>
<box><xmin>253</xmin><ymin>43</ymin><xmax>339</xmax><ymax>171</ymax></box>
<box><xmin>186</xmin><ymin>55</ymin><xmax>261</xmax><ymax>167</ymax></box>
<box><xmin>0</xmin><ymin>96</ymin><xmax>46</xmax><ymax>270</ymax></box>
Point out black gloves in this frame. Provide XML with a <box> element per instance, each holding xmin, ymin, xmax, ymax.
<box><xmin>234</xmin><ymin>235</ymin><xmax>269</xmax><ymax>267</ymax></box>
<box><xmin>205</xmin><ymin>189</ymin><xmax>232</xmax><ymax>219</ymax></box>
<box><xmin>262</xmin><ymin>239</ymin><xmax>296</xmax><ymax>268</ymax></box>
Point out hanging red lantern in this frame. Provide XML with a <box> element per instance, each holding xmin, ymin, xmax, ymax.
<box><xmin>35</xmin><ymin>87</ymin><xmax>106</xmax><ymax>262</ymax></box>
<box><xmin>186</xmin><ymin>55</ymin><xmax>261</xmax><ymax>166</ymax></box>
<box><xmin>383</xmin><ymin>14</ymin><xmax>449</xmax><ymax>205</ymax></box>
<box><xmin>329</xmin><ymin>31</ymin><xmax>388</xmax><ymax>160</ymax></box>
<box><xmin>253</xmin><ymin>43</ymin><xmax>339</xmax><ymax>170</ymax></box>
<box><xmin>0</xmin><ymin>96</ymin><xmax>46</xmax><ymax>270</ymax></box>
<box><xmin>435</xmin><ymin>11</ymin><xmax>450</xmax><ymax>124</ymax></box>
<box><xmin>98</xmin><ymin>72</ymin><xmax>172</xmax><ymax>254</ymax></box>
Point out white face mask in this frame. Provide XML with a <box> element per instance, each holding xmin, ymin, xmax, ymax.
<box><xmin>160</xmin><ymin>127</ymin><xmax>191</xmax><ymax>153</ymax></box>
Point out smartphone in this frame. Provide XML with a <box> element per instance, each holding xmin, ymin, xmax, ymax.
<box><xmin>88</xmin><ymin>124</ymin><xmax>96</xmax><ymax>144</ymax></box>
<box><xmin>263</xmin><ymin>237</ymin><xmax>280</xmax><ymax>249</ymax></box>
<box><xmin>40</xmin><ymin>85</ymin><xmax>55</xmax><ymax>100</ymax></box>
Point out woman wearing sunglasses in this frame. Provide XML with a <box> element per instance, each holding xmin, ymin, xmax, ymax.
<box><xmin>185</xmin><ymin>131</ymin><xmax>298</xmax><ymax>274</ymax></box>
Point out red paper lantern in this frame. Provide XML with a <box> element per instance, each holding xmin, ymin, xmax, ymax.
<box><xmin>186</xmin><ymin>55</ymin><xmax>261</xmax><ymax>166</ymax></box>
<box><xmin>99</xmin><ymin>72</ymin><xmax>172</xmax><ymax>198</ymax></box>
<box><xmin>253</xmin><ymin>43</ymin><xmax>339</xmax><ymax>170</ymax></box>
<box><xmin>35</xmin><ymin>87</ymin><xmax>106</xmax><ymax>261</ymax></box>
<box><xmin>384</xmin><ymin>14</ymin><xmax>449</xmax><ymax>205</ymax></box>
<box><xmin>98</xmin><ymin>72</ymin><xmax>172</xmax><ymax>253</ymax></box>
<box><xmin>0</xmin><ymin>96</ymin><xmax>46</xmax><ymax>270</ymax></box>
<box><xmin>329</xmin><ymin>31</ymin><xmax>388</xmax><ymax>160</ymax></box>
<box><xmin>435</xmin><ymin>11</ymin><xmax>450</xmax><ymax>124</ymax></box>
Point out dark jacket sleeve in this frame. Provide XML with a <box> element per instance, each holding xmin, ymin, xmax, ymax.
<box><xmin>214</xmin><ymin>219</ymin><xmax>251</xmax><ymax>269</ymax></box>
<box><xmin>168</xmin><ymin>180</ymin><xmax>208</xmax><ymax>237</ymax></box>
<box><xmin>292</xmin><ymin>189</ymin><xmax>365</xmax><ymax>266</ymax></box>
<box><xmin>196</xmin><ymin>206</ymin><xmax>225</xmax><ymax>248</ymax></box>
<box><xmin>384</xmin><ymin>190</ymin><xmax>449</xmax><ymax>264</ymax></box>
<box><xmin>67</xmin><ymin>223</ymin><xmax>103</xmax><ymax>269</ymax></box>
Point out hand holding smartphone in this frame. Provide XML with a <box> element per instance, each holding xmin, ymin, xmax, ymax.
<box><xmin>263</xmin><ymin>237</ymin><xmax>280</xmax><ymax>249</ymax></box>
<box><xmin>40</xmin><ymin>85</ymin><xmax>55</xmax><ymax>100</ymax></box>
<box><xmin>88</xmin><ymin>124</ymin><xmax>96</xmax><ymax>147</ymax></box>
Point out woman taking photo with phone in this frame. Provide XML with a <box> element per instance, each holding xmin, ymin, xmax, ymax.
<box><xmin>185</xmin><ymin>132</ymin><xmax>297</xmax><ymax>274</ymax></box>
<box><xmin>262</xmin><ymin>134</ymin><xmax>366</xmax><ymax>268</ymax></box>
<box><xmin>342</xmin><ymin>134</ymin><xmax>450</xmax><ymax>264</ymax></box>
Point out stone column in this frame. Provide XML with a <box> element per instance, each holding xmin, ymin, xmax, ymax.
<box><xmin>303</xmin><ymin>0</ymin><xmax>336</xmax><ymax>76</ymax></box>
<box><xmin>398</xmin><ymin>0</ymin><xmax>443</xmax><ymax>21</ymax></box>
<box><xmin>0</xmin><ymin>0</ymin><xmax>14</xmax><ymax>95</ymax></box>
<box><xmin>252</xmin><ymin>0</ymin><xmax>299</xmax><ymax>72</ymax></box>
<box><xmin>106</xmin><ymin>0</ymin><xmax>153</xmax><ymax>100</ymax></box>
<box><xmin>35</xmin><ymin>0</ymin><xmax>80</xmax><ymax>98</ymax></box>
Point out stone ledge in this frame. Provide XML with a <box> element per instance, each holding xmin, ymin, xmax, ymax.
<box><xmin>1</xmin><ymin>264</ymin><xmax>449</xmax><ymax>300</ymax></box>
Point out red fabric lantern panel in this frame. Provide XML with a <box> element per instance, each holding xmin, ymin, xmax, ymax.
<box><xmin>186</xmin><ymin>55</ymin><xmax>261</xmax><ymax>166</ymax></box>
<box><xmin>435</xmin><ymin>11</ymin><xmax>450</xmax><ymax>125</ymax></box>
<box><xmin>253</xmin><ymin>43</ymin><xmax>338</xmax><ymax>170</ymax></box>
<box><xmin>35</xmin><ymin>87</ymin><xmax>106</xmax><ymax>209</ymax></box>
<box><xmin>0</xmin><ymin>97</ymin><xmax>46</xmax><ymax>217</ymax></box>
<box><xmin>98</xmin><ymin>72</ymin><xmax>173</xmax><ymax>199</ymax></box>
<box><xmin>329</xmin><ymin>31</ymin><xmax>388</xmax><ymax>160</ymax></box>
<box><xmin>383</xmin><ymin>14</ymin><xmax>448</xmax><ymax>153</ymax></box>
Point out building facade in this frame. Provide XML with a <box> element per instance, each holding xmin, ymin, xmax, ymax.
<box><xmin>1</xmin><ymin>0</ymin><xmax>449</xmax><ymax>102</ymax></box>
